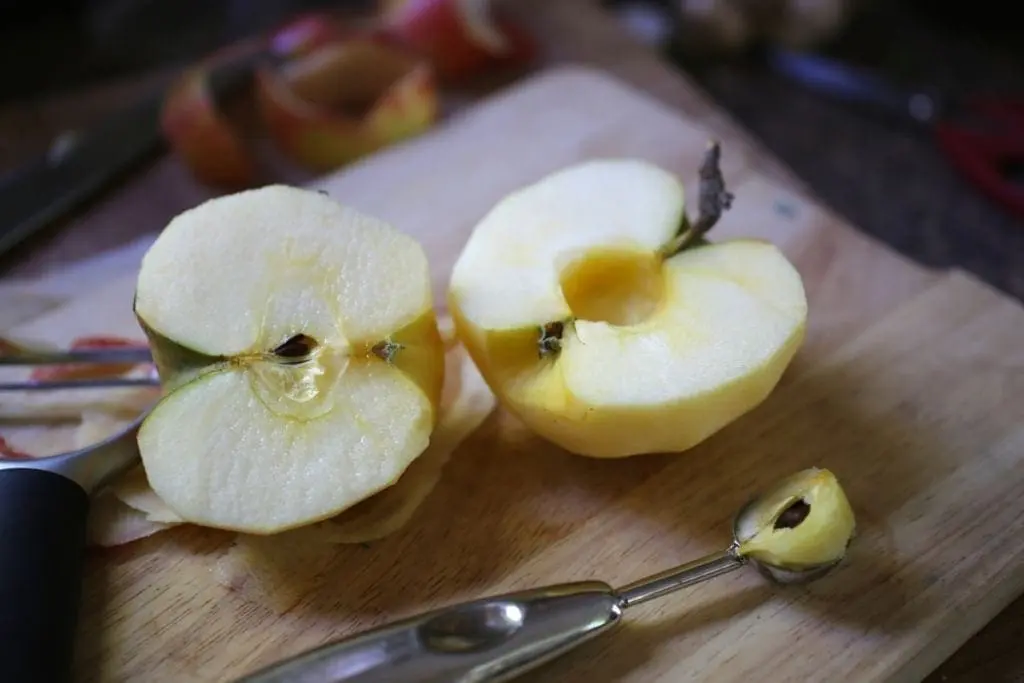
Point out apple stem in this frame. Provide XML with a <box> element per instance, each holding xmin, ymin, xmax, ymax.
<box><xmin>661</xmin><ymin>140</ymin><xmax>734</xmax><ymax>258</ymax></box>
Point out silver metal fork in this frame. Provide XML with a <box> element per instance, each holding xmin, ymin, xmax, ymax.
<box><xmin>0</xmin><ymin>343</ymin><xmax>158</xmax><ymax>391</ymax></box>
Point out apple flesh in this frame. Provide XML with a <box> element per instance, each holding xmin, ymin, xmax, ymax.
<box><xmin>447</xmin><ymin>158</ymin><xmax>807</xmax><ymax>458</ymax></box>
<box><xmin>734</xmin><ymin>467</ymin><xmax>856</xmax><ymax>569</ymax></box>
<box><xmin>134</xmin><ymin>185</ymin><xmax>445</xmax><ymax>534</ymax></box>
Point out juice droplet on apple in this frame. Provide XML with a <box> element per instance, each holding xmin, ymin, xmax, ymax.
<box><xmin>246</xmin><ymin>341</ymin><xmax>349</xmax><ymax>421</ymax></box>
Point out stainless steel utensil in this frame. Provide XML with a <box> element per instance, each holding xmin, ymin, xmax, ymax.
<box><xmin>232</xmin><ymin>480</ymin><xmax>846</xmax><ymax>683</ymax></box>
<box><xmin>0</xmin><ymin>344</ymin><xmax>157</xmax><ymax>391</ymax></box>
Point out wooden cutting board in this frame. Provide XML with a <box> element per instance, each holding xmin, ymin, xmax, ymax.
<box><xmin>3</xmin><ymin>65</ymin><xmax>1024</xmax><ymax>683</ymax></box>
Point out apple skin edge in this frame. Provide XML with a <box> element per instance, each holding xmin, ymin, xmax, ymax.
<box><xmin>380</xmin><ymin>0</ymin><xmax>538</xmax><ymax>82</ymax></box>
<box><xmin>160</xmin><ymin>68</ymin><xmax>257</xmax><ymax>190</ymax></box>
<box><xmin>157</xmin><ymin>4</ymin><xmax>537</xmax><ymax>186</ymax></box>
<box><xmin>159</xmin><ymin>12</ymin><xmax>445</xmax><ymax>186</ymax></box>
<box><xmin>255</xmin><ymin>40</ymin><xmax>439</xmax><ymax>172</ymax></box>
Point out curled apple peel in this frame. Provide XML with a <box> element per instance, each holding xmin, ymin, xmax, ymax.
<box><xmin>161</xmin><ymin>15</ymin><xmax>439</xmax><ymax>187</ymax></box>
<box><xmin>0</xmin><ymin>435</ymin><xmax>32</xmax><ymax>460</ymax></box>
<box><xmin>160</xmin><ymin>67</ymin><xmax>257</xmax><ymax>189</ymax></box>
<box><xmin>381</xmin><ymin>0</ymin><xmax>536</xmax><ymax>81</ymax></box>
<box><xmin>268</xmin><ymin>12</ymin><xmax>350</xmax><ymax>58</ymax></box>
<box><xmin>256</xmin><ymin>38</ymin><xmax>437</xmax><ymax>172</ymax></box>
<box><xmin>74</xmin><ymin>412</ymin><xmax>182</xmax><ymax>548</ymax></box>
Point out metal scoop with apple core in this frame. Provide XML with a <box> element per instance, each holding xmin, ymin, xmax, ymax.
<box><xmin>234</xmin><ymin>467</ymin><xmax>856</xmax><ymax>683</ymax></box>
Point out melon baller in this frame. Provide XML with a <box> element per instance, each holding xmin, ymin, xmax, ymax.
<box><xmin>0</xmin><ymin>348</ymin><xmax>852</xmax><ymax>683</ymax></box>
<box><xmin>230</xmin><ymin>470</ymin><xmax>851</xmax><ymax>683</ymax></box>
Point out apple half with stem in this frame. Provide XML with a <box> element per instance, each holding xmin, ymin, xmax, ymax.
<box><xmin>447</xmin><ymin>143</ymin><xmax>808</xmax><ymax>458</ymax></box>
<box><xmin>133</xmin><ymin>185</ymin><xmax>445</xmax><ymax>534</ymax></box>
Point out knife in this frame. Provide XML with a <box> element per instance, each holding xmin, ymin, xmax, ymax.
<box><xmin>0</xmin><ymin>48</ymin><xmax>268</xmax><ymax>260</ymax></box>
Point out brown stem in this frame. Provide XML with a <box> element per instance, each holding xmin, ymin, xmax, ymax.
<box><xmin>660</xmin><ymin>140</ymin><xmax>734</xmax><ymax>258</ymax></box>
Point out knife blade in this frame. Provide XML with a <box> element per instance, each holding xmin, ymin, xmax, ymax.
<box><xmin>0</xmin><ymin>90</ymin><xmax>165</xmax><ymax>258</ymax></box>
<box><xmin>0</xmin><ymin>47</ymin><xmax>269</xmax><ymax>260</ymax></box>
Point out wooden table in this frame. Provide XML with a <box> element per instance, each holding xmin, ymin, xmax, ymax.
<box><xmin>0</xmin><ymin>1</ymin><xmax>1020</xmax><ymax>680</ymax></box>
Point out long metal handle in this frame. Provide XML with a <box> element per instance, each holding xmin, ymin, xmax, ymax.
<box><xmin>0</xmin><ymin>347</ymin><xmax>155</xmax><ymax>366</ymax></box>
<box><xmin>618</xmin><ymin>549</ymin><xmax>744</xmax><ymax>608</ymax></box>
<box><xmin>235</xmin><ymin>582</ymin><xmax>623</xmax><ymax>683</ymax></box>
<box><xmin>233</xmin><ymin>549</ymin><xmax>747</xmax><ymax>682</ymax></box>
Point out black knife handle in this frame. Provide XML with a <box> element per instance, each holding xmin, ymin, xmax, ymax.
<box><xmin>0</xmin><ymin>467</ymin><xmax>90</xmax><ymax>683</ymax></box>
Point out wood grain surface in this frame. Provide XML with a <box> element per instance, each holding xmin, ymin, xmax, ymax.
<box><xmin>3</xmin><ymin>65</ymin><xmax>1023</xmax><ymax>683</ymax></box>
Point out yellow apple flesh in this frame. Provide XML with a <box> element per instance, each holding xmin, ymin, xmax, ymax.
<box><xmin>735</xmin><ymin>467</ymin><xmax>856</xmax><ymax>569</ymax></box>
<box><xmin>447</xmin><ymin>159</ymin><xmax>807</xmax><ymax>458</ymax></box>
<box><xmin>134</xmin><ymin>185</ymin><xmax>445</xmax><ymax>533</ymax></box>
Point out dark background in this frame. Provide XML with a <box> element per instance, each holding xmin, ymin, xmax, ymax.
<box><xmin>0</xmin><ymin>0</ymin><xmax>1021</xmax><ymax>298</ymax></box>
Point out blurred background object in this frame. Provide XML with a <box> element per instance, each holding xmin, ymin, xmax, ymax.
<box><xmin>607</xmin><ymin>0</ymin><xmax>1024</xmax><ymax>301</ymax></box>
<box><xmin>0</xmin><ymin>0</ymin><xmax>377</xmax><ymax>104</ymax></box>
<box><xmin>0</xmin><ymin>0</ymin><xmax>1021</xmax><ymax>297</ymax></box>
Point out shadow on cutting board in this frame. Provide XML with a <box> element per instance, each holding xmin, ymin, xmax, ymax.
<box><xmin>68</xmin><ymin>278</ymin><xmax>962</xmax><ymax>679</ymax></box>
<box><xmin>198</xmin><ymin>347</ymin><xmax>940</xmax><ymax>632</ymax></box>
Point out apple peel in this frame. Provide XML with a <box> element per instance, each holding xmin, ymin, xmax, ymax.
<box><xmin>161</xmin><ymin>67</ymin><xmax>257</xmax><ymax>189</ymax></box>
<box><xmin>74</xmin><ymin>412</ymin><xmax>184</xmax><ymax>547</ymax></box>
<box><xmin>0</xmin><ymin>435</ymin><xmax>32</xmax><ymax>460</ymax></box>
<box><xmin>268</xmin><ymin>12</ymin><xmax>350</xmax><ymax>59</ymax></box>
<box><xmin>29</xmin><ymin>335</ymin><xmax>151</xmax><ymax>383</ymax></box>
<box><xmin>86</xmin><ymin>491</ymin><xmax>176</xmax><ymax>549</ymax></box>
<box><xmin>381</xmin><ymin>0</ymin><xmax>537</xmax><ymax>82</ymax></box>
<box><xmin>255</xmin><ymin>38</ymin><xmax>438</xmax><ymax>172</ymax></box>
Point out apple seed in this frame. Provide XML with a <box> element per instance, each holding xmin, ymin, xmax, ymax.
<box><xmin>773</xmin><ymin>498</ymin><xmax>810</xmax><ymax>530</ymax></box>
<box><xmin>273</xmin><ymin>334</ymin><xmax>319</xmax><ymax>361</ymax></box>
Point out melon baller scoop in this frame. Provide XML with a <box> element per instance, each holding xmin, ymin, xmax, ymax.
<box><xmin>232</xmin><ymin>468</ymin><xmax>855</xmax><ymax>683</ymax></box>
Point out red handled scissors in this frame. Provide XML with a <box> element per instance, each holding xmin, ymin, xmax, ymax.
<box><xmin>766</xmin><ymin>47</ymin><xmax>1024</xmax><ymax>221</ymax></box>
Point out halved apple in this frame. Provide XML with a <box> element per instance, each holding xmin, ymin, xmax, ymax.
<box><xmin>447</xmin><ymin>152</ymin><xmax>807</xmax><ymax>458</ymax></box>
<box><xmin>133</xmin><ymin>185</ymin><xmax>446</xmax><ymax>534</ymax></box>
